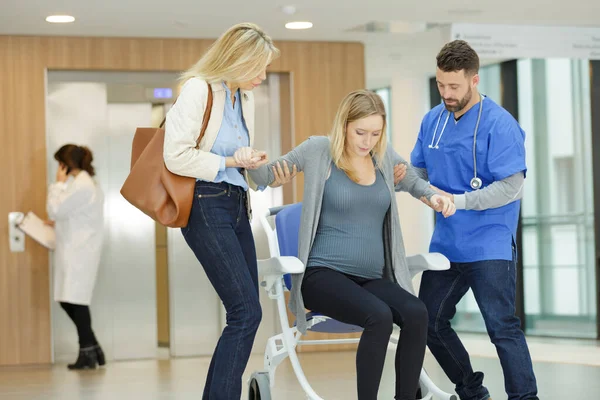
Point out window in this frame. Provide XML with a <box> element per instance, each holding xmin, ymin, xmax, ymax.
<box><xmin>374</xmin><ymin>87</ymin><xmax>392</xmax><ymax>142</ymax></box>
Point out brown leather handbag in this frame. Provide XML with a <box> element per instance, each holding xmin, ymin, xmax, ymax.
<box><xmin>120</xmin><ymin>84</ymin><xmax>213</xmax><ymax>228</ymax></box>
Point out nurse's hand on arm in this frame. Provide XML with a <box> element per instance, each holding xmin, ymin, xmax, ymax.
<box><xmin>393</xmin><ymin>163</ymin><xmax>407</xmax><ymax>185</ymax></box>
<box><xmin>394</xmin><ymin>164</ymin><xmax>428</xmax><ymax>185</ymax></box>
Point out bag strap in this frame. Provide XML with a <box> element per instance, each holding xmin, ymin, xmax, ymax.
<box><xmin>194</xmin><ymin>83</ymin><xmax>213</xmax><ymax>149</ymax></box>
<box><xmin>158</xmin><ymin>82</ymin><xmax>214</xmax><ymax>149</ymax></box>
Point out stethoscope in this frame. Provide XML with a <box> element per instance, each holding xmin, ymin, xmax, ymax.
<box><xmin>429</xmin><ymin>93</ymin><xmax>484</xmax><ymax>190</ymax></box>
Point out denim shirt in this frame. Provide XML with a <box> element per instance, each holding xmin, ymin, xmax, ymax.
<box><xmin>201</xmin><ymin>82</ymin><xmax>250</xmax><ymax>190</ymax></box>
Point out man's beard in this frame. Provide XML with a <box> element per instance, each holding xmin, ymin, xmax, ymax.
<box><xmin>443</xmin><ymin>87</ymin><xmax>472</xmax><ymax>113</ymax></box>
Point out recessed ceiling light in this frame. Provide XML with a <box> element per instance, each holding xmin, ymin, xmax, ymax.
<box><xmin>285</xmin><ymin>21</ymin><xmax>313</xmax><ymax>30</ymax></box>
<box><xmin>46</xmin><ymin>15</ymin><xmax>75</xmax><ymax>24</ymax></box>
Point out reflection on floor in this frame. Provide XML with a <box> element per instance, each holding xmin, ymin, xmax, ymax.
<box><xmin>1</xmin><ymin>337</ymin><xmax>598</xmax><ymax>400</ymax></box>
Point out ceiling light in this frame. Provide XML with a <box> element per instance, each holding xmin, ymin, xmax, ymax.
<box><xmin>285</xmin><ymin>21</ymin><xmax>313</xmax><ymax>30</ymax></box>
<box><xmin>46</xmin><ymin>15</ymin><xmax>75</xmax><ymax>23</ymax></box>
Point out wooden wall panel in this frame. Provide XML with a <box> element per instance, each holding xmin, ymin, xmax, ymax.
<box><xmin>0</xmin><ymin>36</ymin><xmax>52</xmax><ymax>366</ymax></box>
<box><xmin>0</xmin><ymin>35</ymin><xmax>364</xmax><ymax>365</ymax></box>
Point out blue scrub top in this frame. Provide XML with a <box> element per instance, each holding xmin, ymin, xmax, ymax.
<box><xmin>411</xmin><ymin>96</ymin><xmax>527</xmax><ymax>263</ymax></box>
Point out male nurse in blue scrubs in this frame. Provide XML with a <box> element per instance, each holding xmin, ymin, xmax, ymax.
<box><xmin>409</xmin><ymin>40</ymin><xmax>538</xmax><ymax>400</ymax></box>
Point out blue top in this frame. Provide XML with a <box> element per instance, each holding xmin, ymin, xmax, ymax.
<box><xmin>410</xmin><ymin>96</ymin><xmax>527</xmax><ymax>262</ymax></box>
<box><xmin>307</xmin><ymin>162</ymin><xmax>391</xmax><ymax>279</ymax></box>
<box><xmin>202</xmin><ymin>82</ymin><xmax>250</xmax><ymax>190</ymax></box>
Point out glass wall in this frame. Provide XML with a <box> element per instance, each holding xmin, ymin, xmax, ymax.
<box><xmin>517</xmin><ymin>59</ymin><xmax>596</xmax><ymax>338</ymax></box>
<box><xmin>448</xmin><ymin>59</ymin><xmax>596</xmax><ymax>338</ymax></box>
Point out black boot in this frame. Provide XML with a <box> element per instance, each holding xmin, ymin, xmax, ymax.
<box><xmin>68</xmin><ymin>346</ymin><xmax>98</xmax><ymax>370</ymax></box>
<box><xmin>94</xmin><ymin>344</ymin><xmax>106</xmax><ymax>366</ymax></box>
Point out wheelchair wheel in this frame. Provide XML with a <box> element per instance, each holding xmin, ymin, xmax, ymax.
<box><xmin>248</xmin><ymin>371</ymin><xmax>271</xmax><ymax>400</ymax></box>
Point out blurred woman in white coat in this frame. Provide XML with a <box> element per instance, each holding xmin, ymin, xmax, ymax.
<box><xmin>47</xmin><ymin>144</ymin><xmax>105</xmax><ymax>370</ymax></box>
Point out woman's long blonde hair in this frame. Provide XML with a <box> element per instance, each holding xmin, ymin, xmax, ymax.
<box><xmin>329</xmin><ymin>90</ymin><xmax>388</xmax><ymax>182</ymax></box>
<box><xmin>180</xmin><ymin>23</ymin><xmax>280</xmax><ymax>84</ymax></box>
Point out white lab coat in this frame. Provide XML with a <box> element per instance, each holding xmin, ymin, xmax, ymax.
<box><xmin>47</xmin><ymin>171</ymin><xmax>104</xmax><ymax>305</ymax></box>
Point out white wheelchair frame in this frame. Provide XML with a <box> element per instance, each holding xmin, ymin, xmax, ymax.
<box><xmin>248</xmin><ymin>206</ymin><xmax>457</xmax><ymax>400</ymax></box>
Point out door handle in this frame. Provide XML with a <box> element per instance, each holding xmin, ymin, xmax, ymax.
<box><xmin>8</xmin><ymin>212</ymin><xmax>25</xmax><ymax>252</ymax></box>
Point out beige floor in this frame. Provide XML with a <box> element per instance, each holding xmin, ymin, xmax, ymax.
<box><xmin>0</xmin><ymin>342</ymin><xmax>598</xmax><ymax>400</ymax></box>
<box><xmin>459</xmin><ymin>332</ymin><xmax>600</xmax><ymax>367</ymax></box>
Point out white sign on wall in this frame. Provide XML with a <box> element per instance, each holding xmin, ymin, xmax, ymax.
<box><xmin>450</xmin><ymin>23</ymin><xmax>600</xmax><ymax>60</ymax></box>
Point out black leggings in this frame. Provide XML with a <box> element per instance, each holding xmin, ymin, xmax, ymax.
<box><xmin>301</xmin><ymin>267</ymin><xmax>428</xmax><ymax>400</ymax></box>
<box><xmin>60</xmin><ymin>302</ymin><xmax>98</xmax><ymax>348</ymax></box>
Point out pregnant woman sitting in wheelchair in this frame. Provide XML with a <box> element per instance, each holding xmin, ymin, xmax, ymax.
<box><xmin>249</xmin><ymin>89</ymin><xmax>456</xmax><ymax>400</ymax></box>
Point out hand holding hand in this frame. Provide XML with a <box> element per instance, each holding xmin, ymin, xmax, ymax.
<box><xmin>393</xmin><ymin>163</ymin><xmax>407</xmax><ymax>185</ymax></box>
<box><xmin>245</xmin><ymin>150</ymin><xmax>269</xmax><ymax>170</ymax></box>
<box><xmin>233</xmin><ymin>147</ymin><xmax>259</xmax><ymax>169</ymax></box>
<box><xmin>429</xmin><ymin>194</ymin><xmax>456</xmax><ymax>218</ymax></box>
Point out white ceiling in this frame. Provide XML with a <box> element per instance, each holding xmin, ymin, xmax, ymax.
<box><xmin>2</xmin><ymin>0</ymin><xmax>599</xmax><ymax>86</ymax></box>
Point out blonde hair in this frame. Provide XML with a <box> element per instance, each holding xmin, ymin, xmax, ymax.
<box><xmin>180</xmin><ymin>23</ymin><xmax>280</xmax><ymax>84</ymax></box>
<box><xmin>329</xmin><ymin>90</ymin><xmax>388</xmax><ymax>182</ymax></box>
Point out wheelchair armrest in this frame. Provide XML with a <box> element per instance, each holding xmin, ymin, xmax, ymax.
<box><xmin>258</xmin><ymin>257</ymin><xmax>305</xmax><ymax>295</ymax></box>
<box><xmin>258</xmin><ymin>256</ymin><xmax>305</xmax><ymax>277</ymax></box>
<box><xmin>406</xmin><ymin>253</ymin><xmax>450</xmax><ymax>278</ymax></box>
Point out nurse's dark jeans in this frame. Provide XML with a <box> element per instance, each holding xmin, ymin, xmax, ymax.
<box><xmin>181</xmin><ymin>181</ymin><xmax>261</xmax><ymax>400</ymax></box>
<box><xmin>419</xmin><ymin>248</ymin><xmax>538</xmax><ymax>400</ymax></box>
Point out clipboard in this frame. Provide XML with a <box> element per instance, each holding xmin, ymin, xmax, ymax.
<box><xmin>17</xmin><ymin>211</ymin><xmax>56</xmax><ymax>250</ymax></box>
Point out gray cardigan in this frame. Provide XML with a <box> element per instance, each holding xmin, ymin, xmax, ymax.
<box><xmin>249</xmin><ymin>136</ymin><xmax>436</xmax><ymax>334</ymax></box>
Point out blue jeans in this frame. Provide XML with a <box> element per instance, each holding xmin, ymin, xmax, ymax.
<box><xmin>182</xmin><ymin>181</ymin><xmax>261</xmax><ymax>400</ymax></box>
<box><xmin>419</xmin><ymin>250</ymin><xmax>538</xmax><ymax>400</ymax></box>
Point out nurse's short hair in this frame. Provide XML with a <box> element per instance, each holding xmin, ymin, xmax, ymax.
<box><xmin>436</xmin><ymin>40</ymin><xmax>479</xmax><ymax>77</ymax></box>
